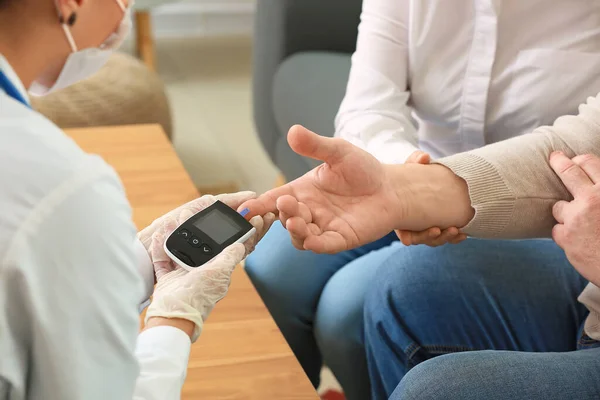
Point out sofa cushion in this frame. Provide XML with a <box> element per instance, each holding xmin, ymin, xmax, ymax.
<box><xmin>271</xmin><ymin>52</ymin><xmax>351</xmax><ymax>179</ymax></box>
<box><xmin>273</xmin><ymin>52</ymin><xmax>351</xmax><ymax>140</ymax></box>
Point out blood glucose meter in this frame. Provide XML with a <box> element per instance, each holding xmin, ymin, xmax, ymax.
<box><xmin>164</xmin><ymin>201</ymin><xmax>256</xmax><ymax>271</ymax></box>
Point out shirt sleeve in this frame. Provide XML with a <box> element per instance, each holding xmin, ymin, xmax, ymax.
<box><xmin>133</xmin><ymin>327</ymin><xmax>192</xmax><ymax>400</ymax></box>
<box><xmin>8</xmin><ymin>163</ymin><xmax>144</xmax><ymax>400</ymax></box>
<box><xmin>134</xmin><ymin>237</ymin><xmax>154</xmax><ymax>313</ymax></box>
<box><xmin>334</xmin><ymin>0</ymin><xmax>419</xmax><ymax>164</ymax></box>
<box><xmin>434</xmin><ymin>92</ymin><xmax>600</xmax><ymax>238</ymax></box>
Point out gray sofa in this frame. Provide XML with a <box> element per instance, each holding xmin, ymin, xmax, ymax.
<box><xmin>253</xmin><ymin>0</ymin><xmax>363</xmax><ymax>181</ymax></box>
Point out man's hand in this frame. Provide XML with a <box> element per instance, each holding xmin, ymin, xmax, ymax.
<box><xmin>550</xmin><ymin>152</ymin><xmax>600</xmax><ymax>287</ymax></box>
<box><xmin>240</xmin><ymin>125</ymin><xmax>473</xmax><ymax>254</ymax></box>
<box><xmin>395</xmin><ymin>150</ymin><xmax>467</xmax><ymax>247</ymax></box>
<box><xmin>240</xmin><ymin>126</ymin><xmax>408</xmax><ymax>253</ymax></box>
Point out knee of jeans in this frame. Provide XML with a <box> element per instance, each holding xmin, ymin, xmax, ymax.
<box><xmin>314</xmin><ymin>287</ymin><xmax>365</xmax><ymax>358</ymax></box>
<box><xmin>364</xmin><ymin>252</ymin><xmax>431</xmax><ymax>328</ymax></box>
<box><xmin>392</xmin><ymin>354</ymin><xmax>484</xmax><ymax>400</ymax></box>
<box><xmin>391</xmin><ymin>356</ymin><xmax>454</xmax><ymax>400</ymax></box>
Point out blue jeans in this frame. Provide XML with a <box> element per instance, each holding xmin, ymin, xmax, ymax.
<box><xmin>364</xmin><ymin>238</ymin><xmax>600</xmax><ymax>400</ymax></box>
<box><xmin>245</xmin><ymin>222</ymin><xmax>400</xmax><ymax>400</ymax></box>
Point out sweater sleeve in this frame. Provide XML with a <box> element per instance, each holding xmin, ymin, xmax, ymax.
<box><xmin>434</xmin><ymin>93</ymin><xmax>600</xmax><ymax>239</ymax></box>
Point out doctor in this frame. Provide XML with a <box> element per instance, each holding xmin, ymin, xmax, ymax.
<box><xmin>0</xmin><ymin>0</ymin><xmax>274</xmax><ymax>399</ymax></box>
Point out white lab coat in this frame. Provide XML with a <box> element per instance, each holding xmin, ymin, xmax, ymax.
<box><xmin>0</xmin><ymin>54</ymin><xmax>191</xmax><ymax>400</ymax></box>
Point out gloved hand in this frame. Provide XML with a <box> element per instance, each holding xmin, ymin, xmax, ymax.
<box><xmin>145</xmin><ymin>243</ymin><xmax>246</xmax><ymax>342</ymax></box>
<box><xmin>138</xmin><ymin>192</ymin><xmax>276</xmax><ymax>341</ymax></box>
<box><xmin>138</xmin><ymin>191</ymin><xmax>274</xmax><ymax>279</ymax></box>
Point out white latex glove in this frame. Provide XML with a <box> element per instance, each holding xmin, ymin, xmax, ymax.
<box><xmin>138</xmin><ymin>191</ymin><xmax>275</xmax><ymax>279</ymax></box>
<box><xmin>145</xmin><ymin>243</ymin><xmax>246</xmax><ymax>342</ymax></box>
<box><xmin>138</xmin><ymin>192</ymin><xmax>276</xmax><ymax>341</ymax></box>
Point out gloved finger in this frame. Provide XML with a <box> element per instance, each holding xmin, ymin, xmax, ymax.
<box><xmin>150</xmin><ymin>234</ymin><xmax>176</xmax><ymax>279</ymax></box>
<box><xmin>199</xmin><ymin>243</ymin><xmax>246</xmax><ymax>277</ymax></box>
<box><xmin>449</xmin><ymin>233</ymin><xmax>468</xmax><ymax>245</ymax></box>
<box><xmin>277</xmin><ymin>196</ymin><xmax>312</xmax><ymax>223</ymax></box>
<box><xmin>173</xmin><ymin>195</ymin><xmax>216</xmax><ymax>217</ymax></box>
<box><xmin>215</xmin><ymin>191</ymin><xmax>257</xmax><ymax>211</ymax></box>
<box><xmin>177</xmin><ymin>208</ymin><xmax>196</xmax><ymax>225</ymax></box>
<box><xmin>243</xmin><ymin>215</ymin><xmax>265</xmax><ymax>255</ymax></box>
<box><xmin>248</xmin><ymin>212</ymin><xmax>276</xmax><ymax>242</ymax></box>
<box><xmin>261</xmin><ymin>212</ymin><xmax>277</xmax><ymax>237</ymax></box>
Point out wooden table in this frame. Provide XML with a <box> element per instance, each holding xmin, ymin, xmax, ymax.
<box><xmin>66</xmin><ymin>124</ymin><xmax>318</xmax><ymax>400</ymax></box>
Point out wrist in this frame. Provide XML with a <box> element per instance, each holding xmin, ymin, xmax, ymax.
<box><xmin>144</xmin><ymin>317</ymin><xmax>196</xmax><ymax>340</ymax></box>
<box><xmin>385</xmin><ymin>163</ymin><xmax>474</xmax><ymax>230</ymax></box>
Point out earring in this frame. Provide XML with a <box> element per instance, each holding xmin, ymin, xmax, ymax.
<box><xmin>58</xmin><ymin>12</ymin><xmax>77</xmax><ymax>26</ymax></box>
<box><xmin>67</xmin><ymin>12</ymin><xmax>77</xmax><ymax>26</ymax></box>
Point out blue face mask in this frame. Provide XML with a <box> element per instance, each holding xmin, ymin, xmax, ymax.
<box><xmin>29</xmin><ymin>0</ymin><xmax>133</xmax><ymax>96</ymax></box>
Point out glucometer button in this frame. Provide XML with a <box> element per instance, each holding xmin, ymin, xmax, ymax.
<box><xmin>172</xmin><ymin>249</ymin><xmax>194</xmax><ymax>266</ymax></box>
<box><xmin>201</xmin><ymin>244</ymin><xmax>213</xmax><ymax>255</ymax></box>
<box><xmin>178</xmin><ymin>229</ymin><xmax>191</xmax><ymax>239</ymax></box>
<box><xmin>188</xmin><ymin>236</ymin><xmax>202</xmax><ymax>248</ymax></box>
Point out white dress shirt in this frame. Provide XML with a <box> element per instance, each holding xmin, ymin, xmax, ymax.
<box><xmin>0</xmin><ymin>55</ymin><xmax>190</xmax><ymax>400</ymax></box>
<box><xmin>336</xmin><ymin>0</ymin><xmax>600</xmax><ymax>163</ymax></box>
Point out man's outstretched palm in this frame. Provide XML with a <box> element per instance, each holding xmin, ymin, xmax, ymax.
<box><xmin>240</xmin><ymin>125</ymin><xmax>405</xmax><ymax>253</ymax></box>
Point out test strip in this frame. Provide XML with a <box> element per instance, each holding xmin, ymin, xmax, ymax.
<box><xmin>239</xmin><ymin>208</ymin><xmax>250</xmax><ymax>217</ymax></box>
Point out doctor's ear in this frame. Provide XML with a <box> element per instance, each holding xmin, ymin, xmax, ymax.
<box><xmin>55</xmin><ymin>0</ymin><xmax>83</xmax><ymax>26</ymax></box>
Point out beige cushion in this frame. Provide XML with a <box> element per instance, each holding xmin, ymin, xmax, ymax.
<box><xmin>31</xmin><ymin>52</ymin><xmax>172</xmax><ymax>139</ymax></box>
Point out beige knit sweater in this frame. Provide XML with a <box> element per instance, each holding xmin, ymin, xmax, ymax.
<box><xmin>437</xmin><ymin>93</ymin><xmax>600</xmax><ymax>340</ymax></box>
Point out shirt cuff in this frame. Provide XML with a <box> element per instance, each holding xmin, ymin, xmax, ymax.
<box><xmin>134</xmin><ymin>326</ymin><xmax>192</xmax><ymax>398</ymax></box>
<box><xmin>134</xmin><ymin>237</ymin><xmax>154</xmax><ymax>313</ymax></box>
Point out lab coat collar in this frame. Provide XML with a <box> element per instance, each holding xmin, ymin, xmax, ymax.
<box><xmin>0</xmin><ymin>53</ymin><xmax>30</xmax><ymax>104</ymax></box>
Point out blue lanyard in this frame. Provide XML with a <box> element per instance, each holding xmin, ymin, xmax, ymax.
<box><xmin>0</xmin><ymin>70</ymin><xmax>30</xmax><ymax>108</ymax></box>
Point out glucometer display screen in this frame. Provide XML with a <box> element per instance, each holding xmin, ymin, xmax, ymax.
<box><xmin>193</xmin><ymin>209</ymin><xmax>240</xmax><ymax>244</ymax></box>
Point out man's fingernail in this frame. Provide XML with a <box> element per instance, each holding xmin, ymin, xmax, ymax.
<box><xmin>551</xmin><ymin>151</ymin><xmax>563</xmax><ymax>158</ymax></box>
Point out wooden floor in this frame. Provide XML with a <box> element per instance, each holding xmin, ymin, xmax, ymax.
<box><xmin>68</xmin><ymin>124</ymin><xmax>318</xmax><ymax>400</ymax></box>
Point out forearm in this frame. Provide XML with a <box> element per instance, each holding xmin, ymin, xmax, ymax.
<box><xmin>385</xmin><ymin>163</ymin><xmax>474</xmax><ymax>231</ymax></box>
<box><xmin>405</xmin><ymin>94</ymin><xmax>600</xmax><ymax>239</ymax></box>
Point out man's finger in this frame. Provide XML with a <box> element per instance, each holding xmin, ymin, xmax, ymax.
<box><xmin>277</xmin><ymin>195</ymin><xmax>312</xmax><ymax>223</ymax></box>
<box><xmin>552</xmin><ymin>224</ymin><xmax>567</xmax><ymax>249</ymax></box>
<box><xmin>413</xmin><ymin>228</ymin><xmax>441</xmax><ymax>245</ymax></box>
<box><xmin>279</xmin><ymin>211</ymin><xmax>292</xmax><ymax>228</ymax></box>
<box><xmin>549</xmin><ymin>152</ymin><xmax>593</xmax><ymax>197</ymax></box>
<box><xmin>304</xmin><ymin>231</ymin><xmax>347</xmax><ymax>254</ymax></box>
<box><xmin>238</xmin><ymin>185</ymin><xmax>295</xmax><ymax>219</ymax></box>
<box><xmin>449</xmin><ymin>234</ymin><xmax>468</xmax><ymax>245</ymax></box>
<box><xmin>287</xmin><ymin>125</ymin><xmax>352</xmax><ymax>165</ymax></box>
<box><xmin>396</xmin><ymin>230</ymin><xmax>412</xmax><ymax>246</ymax></box>
<box><xmin>405</xmin><ymin>150</ymin><xmax>431</xmax><ymax>165</ymax></box>
<box><xmin>552</xmin><ymin>200</ymin><xmax>570</xmax><ymax>224</ymax></box>
<box><xmin>572</xmin><ymin>154</ymin><xmax>600</xmax><ymax>185</ymax></box>
<box><xmin>286</xmin><ymin>217</ymin><xmax>312</xmax><ymax>250</ymax></box>
<box><xmin>216</xmin><ymin>191</ymin><xmax>257</xmax><ymax>209</ymax></box>
<box><xmin>429</xmin><ymin>227</ymin><xmax>459</xmax><ymax>247</ymax></box>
